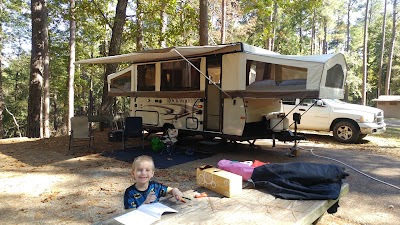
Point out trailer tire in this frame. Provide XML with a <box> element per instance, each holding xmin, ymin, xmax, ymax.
<box><xmin>332</xmin><ymin>121</ymin><xmax>359</xmax><ymax>143</ymax></box>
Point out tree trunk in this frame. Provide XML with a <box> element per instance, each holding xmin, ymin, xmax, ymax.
<box><xmin>377</xmin><ymin>0</ymin><xmax>387</xmax><ymax>97</ymax></box>
<box><xmin>0</xmin><ymin>22</ymin><xmax>4</xmax><ymax>139</ymax></box>
<box><xmin>267</xmin><ymin>2</ymin><xmax>275</xmax><ymax>51</ymax></box>
<box><xmin>271</xmin><ymin>2</ymin><xmax>278</xmax><ymax>51</ymax></box>
<box><xmin>384</xmin><ymin>0</ymin><xmax>397</xmax><ymax>95</ymax></box>
<box><xmin>178</xmin><ymin>0</ymin><xmax>185</xmax><ymax>44</ymax></box>
<box><xmin>68</xmin><ymin>0</ymin><xmax>76</xmax><ymax>132</ymax></box>
<box><xmin>199</xmin><ymin>0</ymin><xmax>208</xmax><ymax>45</ymax></box>
<box><xmin>361</xmin><ymin>0</ymin><xmax>369</xmax><ymax>105</ymax></box>
<box><xmin>100</xmin><ymin>0</ymin><xmax>128</xmax><ymax>115</ymax></box>
<box><xmin>43</xmin><ymin>3</ymin><xmax>50</xmax><ymax>138</ymax></box>
<box><xmin>160</xmin><ymin>1</ymin><xmax>168</xmax><ymax>48</ymax></box>
<box><xmin>28</xmin><ymin>0</ymin><xmax>47</xmax><ymax>138</ymax></box>
<box><xmin>136</xmin><ymin>0</ymin><xmax>143</xmax><ymax>51</ymax></box>
<box><xmin>221</xmin><ymin>0</ymin><xmax>226</xmax><ymax>44</ymax></box>
<box><xmin>346</xmin><ymin>1</ymin><xmax>350</xmax><ymax>52</ymax></box>
<box><xmin>299</xmin><ymin>26</ymin><xmax>302</xmax><ymax>54</ymax></box>
<box><xmin>323</xmin><ymin>18</ymin><xmax>327</xmax><ymax>54</ymax></box>
<box><xmin>311</xmin><ymin>8</ymin><xmax>316</xmax><ymax>54</ymax></box>
<box><xmin>53</xmin><ymin>93</ymin><xmax>58</xmax><ymax>131</ymax></box>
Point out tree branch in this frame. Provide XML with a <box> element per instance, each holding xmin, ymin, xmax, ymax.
<box><xmin>5</xmin><ymin>105</ymin><xmax>22</xmax><ymax>137</ymax></box>
<box><xmin>90</xmin><ymin>0</ymin><xmax>113</xmax><ymax>28</ymax></box>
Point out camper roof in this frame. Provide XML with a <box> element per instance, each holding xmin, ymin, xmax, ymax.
<box><xmin>75</xmin><ymin>42</ymin><xmax>278</xmax><ymax>65</ymax></box>
<box><xmin>80</xmin><ymin>42</ymin><xmax>347</xmax><ymax>99</ymax></box>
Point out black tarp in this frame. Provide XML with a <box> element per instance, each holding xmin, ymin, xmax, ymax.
<box><xmin>250</xmin><ymin>162</ymin><xmax>349</xmax><ymax>200</ymax></box>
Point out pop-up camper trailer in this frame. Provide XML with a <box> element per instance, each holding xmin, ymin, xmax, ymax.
<box><xmin>76</xmin><ymin>42</ymin><xmax>347</xmax><ymax>144</ymax></box>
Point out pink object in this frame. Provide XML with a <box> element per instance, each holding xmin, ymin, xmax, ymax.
<box><xmin>217</xmin><ymin>159</ymin><xmax>255</xmax><ymax>181</ymax></box>
<box><xmin>252</xmin><ymin>160</ymin><xmax>268</xmax><ymax>167</ymax></box>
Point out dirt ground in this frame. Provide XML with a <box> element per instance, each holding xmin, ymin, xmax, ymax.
<box><xmin>1</xmin><ymin>129</ymin><xmax>399</xmax><ymax>225</ymax></box>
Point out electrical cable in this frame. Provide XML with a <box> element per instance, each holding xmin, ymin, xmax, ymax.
<box><xmin>298</xmin><ymin>146</ymin><xmax>400</xmax><ymax>191</ymax></box>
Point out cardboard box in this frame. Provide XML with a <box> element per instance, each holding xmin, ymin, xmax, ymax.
<box><xmin>196</xmin><ymin>165</ymin><xmax>242</xmax><ymax>197</ymax></box>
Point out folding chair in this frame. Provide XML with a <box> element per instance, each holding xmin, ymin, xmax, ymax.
<box><xmin>69</xmin><ymin>116</ymin><xmax>94</xmax><ymax>153</ymax></box>
<box><xmin>122</xmin><ymin>117</ymin><xmax>145</xmax><ymax>150</ymax></box>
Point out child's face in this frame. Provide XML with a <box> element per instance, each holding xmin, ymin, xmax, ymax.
<box><xmin>132</xmin><ymin>160</ymin><xmax>155</xmax><ymax>185</ymax></box>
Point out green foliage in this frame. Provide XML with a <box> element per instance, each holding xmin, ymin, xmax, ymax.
<box><xmin>238</xmin><ymin>0</ymin><xmax>276</xmax><ymax>49</ymax></box>
<box><xmin>345</xmin><ymin>51</ymin><xmax>363</xmax><ymax>103</ymax></box>
<box><xmin>377</xmin><ymin>126</ymin><xmax>400</xmax><ymax>139</ymax></box>
<box><xmin>1</xmin><ymin>0</ymin><xmax>31</xmax><ymax>137</ymax></box>
<box><xmin>2</xmin><ymin>52</ymin><xmax>30</xmax><ymax>137</ymax></box>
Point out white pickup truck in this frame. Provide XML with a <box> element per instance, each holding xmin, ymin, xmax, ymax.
<box><xmin>282</xmin><ymin>99</ymin><xmax>386</xmax><ymax>143</ymax></box>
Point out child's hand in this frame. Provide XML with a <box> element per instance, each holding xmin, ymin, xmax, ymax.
<box><xmin>171</xmin><ymin>188</ymin><xmax>183</xmax><ymax>201</ymax></box>
<box><xmin>144</xmin><ymin>191</ymin><xmax>157</xmax><ymax>204</ymax></box>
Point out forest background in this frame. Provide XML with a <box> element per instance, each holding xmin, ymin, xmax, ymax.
<box><xmin>0</xmin><ymin>0</ymin><xmax>398</xmax><ymax>139</ymax></box>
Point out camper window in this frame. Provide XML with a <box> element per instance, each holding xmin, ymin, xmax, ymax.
<box><xmin>137</xmin><ymin>64</ymin><xmax>156</xmax><ymax>91</ymax></box>
<box><xmin>277</xmin><ymin>65</ymin><xmax>307</xmax><ymax>83</ymax></box>
<box><xmin>160</xmin><ymin>59</ymin><xmax>200</xmax><ymax>91</ymax></box>
<box><xmin>246</xmin><ymin>60</ymin><xmax>273</xmax><ymax>86</ymax></box>
<box><xmin>325</xmin><ymin>64</ymin><xmax>344</xmax><ymax>88</ymax></box>
<box><xmin>110</xmin><ymin>71</ymin><xmax>131</xmax><ymax>92</ymax></box>
<box><xmin>246</xmin><ymin>60</ymin><xmax>308</xmax><ymax>89</ymax></box>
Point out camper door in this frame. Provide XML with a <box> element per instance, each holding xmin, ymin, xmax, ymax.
<box><xmin>204</xmin><ymin>56</ymin><xmax>223</xmax><ymax>132</ymax></box>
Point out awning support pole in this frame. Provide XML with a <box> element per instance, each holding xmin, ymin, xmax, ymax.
<box><xmin>173</xmin><ymin>48</ymin><xmax>233</xmax><ymax>99</ymax></box>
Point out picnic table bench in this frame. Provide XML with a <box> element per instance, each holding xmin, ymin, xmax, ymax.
<box><xmin>96</xmin><ymin>183</ymin><xmax>349</xmax><ymax>225</ymax></box>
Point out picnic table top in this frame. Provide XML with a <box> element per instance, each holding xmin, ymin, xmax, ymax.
<box><xmin>96</xmin><ymin>183</ymin><xmax>349</xmax><ymax>225</ymax></box>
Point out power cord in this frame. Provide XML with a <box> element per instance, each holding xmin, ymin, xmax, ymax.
<box><xmin>298</xmin><ymin>146</ymin><xmax>400</xmax><ymax>191</ymax></box>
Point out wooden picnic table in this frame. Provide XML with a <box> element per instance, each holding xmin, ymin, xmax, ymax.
<box><xmin>96</xmin><ymin>183</ymin><xmax>349</xmax><ymax>225</ymax></box>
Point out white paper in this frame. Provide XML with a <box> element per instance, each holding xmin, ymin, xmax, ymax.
<box><xmin>138</xmin><ymin>202</ymin><xmax>177</xmax><ymax>218</ymax></box>
<box><xmin>114</xmin><ymin>202</ymin><xmax>178</xmax><ymax>225</ymax></box>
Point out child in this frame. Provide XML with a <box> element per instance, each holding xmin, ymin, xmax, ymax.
<box><xmin>124</xmin><ymin>155</ymin><xmax>183</xmax><ymax>209</ymax></box>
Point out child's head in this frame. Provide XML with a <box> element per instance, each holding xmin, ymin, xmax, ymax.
<box><xmin>131</xmin><ymin>155</ymin><xmax>155</xmax><ymax>184</ymax></box>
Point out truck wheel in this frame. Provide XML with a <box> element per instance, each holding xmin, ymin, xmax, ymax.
<box><xmin>333</xmin><ymin>121</ymin><xmax>360</xmax><ymax>143</ymax></box>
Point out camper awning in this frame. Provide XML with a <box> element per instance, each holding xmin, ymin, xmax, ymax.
<box><xmin>75</xmin><ymin>43</ymin><xmax>278</xmax><ymax>64</ymax></box>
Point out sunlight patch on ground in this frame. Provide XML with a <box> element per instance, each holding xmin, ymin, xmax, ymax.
<box><xmin>0</xmin><ymin>137</ymin><xmax>39</xmax><ymax>145</ymax></box>
<box><xmin>0</xmin><ymin>172</ymin><xmax>62</xmax><ymax>196</ymax></box>
<box><xmin>372</xmin><ymin>167</ymin><xmax>400</xmax><ymax>177</ymax></box>
<box><xmin>366</xmin><ymin>135</ymin><xmax>400</xmax><ymax>147</ymax></box>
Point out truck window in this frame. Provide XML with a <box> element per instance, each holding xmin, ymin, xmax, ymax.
<box><xmin>160</xmin><ymin>59</ymin><xmax>200</xmax><ymax>91</ymax></box>
<box><xmin>282</xmin><ymin>98</ymin><xmax>296</xmax><ymax>105</ymax></box>
<box><xmin>137</xmin><ymin>64</ymin><xmax>155</xmax><ymax>91</ymax></box>
<box><xmin>301</xmin><ymin>98</ymin><xmax>316</xmax><ymax>106</ymax></box>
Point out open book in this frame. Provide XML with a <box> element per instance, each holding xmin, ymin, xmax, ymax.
<box><xmin>114</xmin><ymin>202</ymin><xmax>178</xmax><ymax>225</ymax></box>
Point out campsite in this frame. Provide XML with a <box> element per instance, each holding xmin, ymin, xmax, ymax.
<box><xmin>2</xmin><ymin>1</ymin><xmax>400</xmax><ymax>224</ymax></box>
<box><xmin>1</xmin><ymin>125</ymin><xmax>399</xmax><ymax>225</ymax></box>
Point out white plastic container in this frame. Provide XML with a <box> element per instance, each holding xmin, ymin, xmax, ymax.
<box><xmin>268</xmin><ymin>112</ymin><xmax>289</xmax><ymax>132</ymax></box>
<box><xmin>270</xmin><ymin>118</ymin><xmax>283</xmax><ymax>131</ymax></box>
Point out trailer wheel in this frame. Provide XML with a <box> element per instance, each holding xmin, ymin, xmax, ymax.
<box><xmin>332</xmin><ymin>121</ymin><xmax>359</xmax><ymax>143</ymax></box>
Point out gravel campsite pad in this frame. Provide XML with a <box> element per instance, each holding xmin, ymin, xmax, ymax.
<box><xmin>1</xmin><ymin>130</ymin><xmax>399</xmax><ymax>224</ymax></box>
